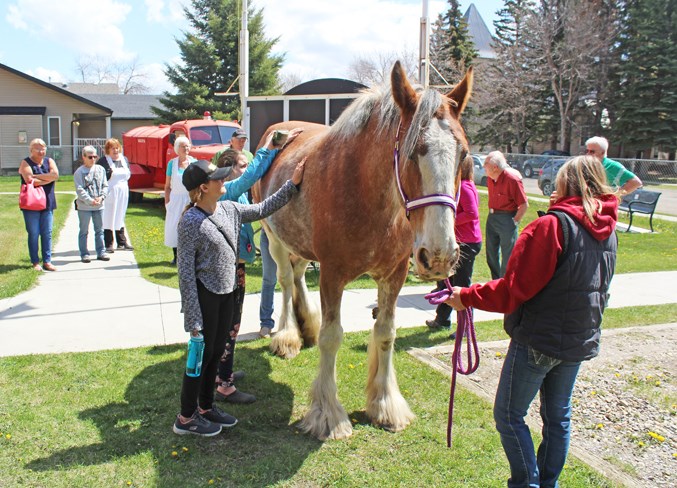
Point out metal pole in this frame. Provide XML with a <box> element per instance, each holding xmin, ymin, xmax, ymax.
<box><xmin>419</xmin><ymin>0</ymin><xmax>430</xmax><ymax>87</ymax></box>
<box><xmin>240</xmin><ymin>0</ymin><xmax>249</xmax><ymax>142</ymax></box>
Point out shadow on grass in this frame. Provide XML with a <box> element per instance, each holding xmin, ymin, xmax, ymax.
<box><xmin>26</xmin><ymin>343</ymin><xmax>322</xmax><ymax>487</ymax></box>
<box><xmin>348</xmin><ymin>326</ymin><xmax>454</xmax><ymax>354</ymax></box>
<box><xmin>0</xmin><ymin>263</ymin><xmax>32</xmax><ymax>273</ymax></box>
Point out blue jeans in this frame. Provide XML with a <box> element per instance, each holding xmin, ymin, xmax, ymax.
<box><xmin>494</xmin><ymin>340</ymin><xmax>581</xmax><ymax>488</ymax></box>
<box><xmin>77</xmin><ymin>209</ymin><xmax>105</xmax><ymax>258</ymax></box>
<box><xmin>486</xmin><ymin>212</ymin><xmax>518</xmax><ymax>280</ymax></box>
<box><xmin>22</xmin><ymin>209</ymin><xmax>53</xmax><ymax>265</ymax></box>
<box><xmin>259</xmin><ymin>229</ymin><xmax>277</xmax><ymax>329</ymax></box>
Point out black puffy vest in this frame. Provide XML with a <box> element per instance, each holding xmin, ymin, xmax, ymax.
<box><xmin>504</xmin><ymin>211</ymin><xmax>617</xmax><ymax>362</ymax></box>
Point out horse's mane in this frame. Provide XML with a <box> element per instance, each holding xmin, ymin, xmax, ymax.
<box><xmin>329</xmin><ymin>83</ymin><xmax>444</xmax><ymax>161</ymax></box>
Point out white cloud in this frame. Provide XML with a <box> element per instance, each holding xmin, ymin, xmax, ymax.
<box><xmin>26</xmin><ymin>67</ymin><xmax>67</xmax><ymax>84</ymax></box>
<box><xmin>144</xmin><ymin>61</ymin><xmax>175</xmax><ymax>94</ymax></box>
<box><xmin>144</xmin><ymin>0</ymin><xmax>187</xmax><ymax>23</ymax></box>
<box><xmin>257</xmin><ymin>0</ymin><xmax>448</xmax><ymax>80</ymax></box>
<box><xmin>145</xmin><ymin>0</ymin><xmax>165</xmax><ymax>23</ymax></box>
<box><xmin>7</xmin><ymin>0</ymin><xmax>134</xmax><ymax>62</ymax></box>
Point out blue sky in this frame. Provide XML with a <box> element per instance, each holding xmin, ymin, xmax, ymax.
<box><xmin>0</xmin><ymin>0</ymin><xmax>503</xmax><ymax>93</ymax></box>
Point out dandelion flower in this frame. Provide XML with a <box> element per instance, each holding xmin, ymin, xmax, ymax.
<box><xmin>127</xmin><ymin>482</ymin><xmax>132</xmax><ymax>486</ymax></box>
<box><xmin>655</xmin><ymin>381</ymin><xmax>661</xmax><ymax>387</ymax></box>
<box><xmin>5</xmin><ymin>434</ymin><xmax>11</xmax><ymax>440</ymax></box>
<box><xmin>596</xmin><ymin>423</ymin><xmax>604</xmax><ymax>430</ymax></box>
<box><xmin>648</xmin><ymin>432</ymin><xmax>666</xmax><ymax>442</ymax></box>
<box><xmin>495</xmin><ymin>352</ymin><xmax>503</xmax><ymax>358</ymax></box>
<box><xmin>182</xmin><ymin>447</ymin><xmax>189</xmax><ymax>452</ymax></box>
<box><xmin>171</xmin><ymin>451</ymin><xmax>178</xmax><ymax>457</ymax></box>
<box><xmin>638</xmin><ymin>441</ymin><xmax>645</xmax><ymax>447</ymax></box>
<box><xmin>614</xmin><ymin>373</ymin><xmax>621</xmax><ymax>378</ymax></box>
<box><xmin>208</xmin><ymin>480</ymin><xmax>214</xmax><ymax>485</ymax></box>
<box><xmin>590</xmin><ymin>391</ymin><xmax>597</xmax><ymax>396</ymax></box>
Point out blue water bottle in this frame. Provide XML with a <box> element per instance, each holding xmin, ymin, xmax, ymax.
<box><xmin>185</xmin><ymin>333</ymin><xmax>204</xmax><ymax>377</ymax></box>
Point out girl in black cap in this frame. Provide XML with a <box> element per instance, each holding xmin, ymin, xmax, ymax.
<box><xmin>172</xmin><ymin>158</ymin><xmax>305</xmax><ymax>436</ymax></box>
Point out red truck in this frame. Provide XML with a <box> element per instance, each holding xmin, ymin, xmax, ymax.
<box><xmin>122</xmin><ymin>113</ymin><xmax>240</xmax><ymax>201</ymax></box>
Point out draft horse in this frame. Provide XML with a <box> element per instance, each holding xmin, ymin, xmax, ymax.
<box><xmin>254</xmin><ymin>62</ymin><xmax>473</xmax><ymax>440</ymax></box>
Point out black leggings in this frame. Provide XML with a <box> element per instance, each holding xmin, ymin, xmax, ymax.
<box><xmin>434</xmin><ymin>242</ymin><xmax>482</xmax><ymax>324</ymax></box>
<box><xmin>218</xmin><ymin>263</ymin><xmax>246</xmax><ymax>386</ymax></box>
<box><xmin>180</xmin><ymin>280</ymin><xmax>234</xmax><ymax>417</ymax></box>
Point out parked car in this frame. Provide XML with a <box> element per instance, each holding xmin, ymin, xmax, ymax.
<box><xmin>471</xmin><ymin>154</ymin><xmax>488</xmax><ymax>186</ymax></box>
<box><xmin>538</xmin><ymin>158</ymin><xmax>568</xmax><ymax>196</ymax></box>
<box><xmin>515</xmin><ymin>150</ymin><xmax>571</xmax><ymax>178</ymax></box>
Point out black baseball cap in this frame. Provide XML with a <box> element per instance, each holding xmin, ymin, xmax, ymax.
<box><xmin>231</xmin><ymin>128</ymin><xmax>248</xmax><ymax>139</ymax></box>
<box><xmin>182</xmin><ymin>160</ymin><xmax>232</xmax><ymax>191</ymax></box>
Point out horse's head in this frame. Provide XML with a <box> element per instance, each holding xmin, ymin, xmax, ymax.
<box><xmin>391</xmin><ymin>61</ymin><xmax>473</xmax><ymax>280</ymax></box>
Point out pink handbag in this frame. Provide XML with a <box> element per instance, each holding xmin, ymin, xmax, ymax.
<box><xmin>19</xmin><ymin>181</ymin><xmax>47</xmax><ymax>211</ymax></box>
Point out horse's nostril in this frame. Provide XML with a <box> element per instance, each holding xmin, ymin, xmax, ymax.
<box><xmin>418</xmin><ymin>248</ymin><xmax>431</xmax><ymax>271</ymax></box>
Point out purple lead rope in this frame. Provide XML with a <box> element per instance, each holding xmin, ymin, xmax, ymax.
<box><xmin>424</xmin><ymin>279</ymin><xmax>480</xmax><ymax>447</ymax></box>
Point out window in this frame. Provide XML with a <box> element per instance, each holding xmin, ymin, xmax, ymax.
<box><xmin>190</xmin><ymin>126</ymin><xmax>221</xmax><ymax>145</ymax></box>
<box><xmin>47</xmin><ymin>116</ymin><xmax>61</xmax><ymax>146</ymax></box>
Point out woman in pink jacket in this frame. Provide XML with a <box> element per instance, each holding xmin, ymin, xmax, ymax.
<box><xmin>426</xmin><ymin>155</ymin><xmax>482</xmax><ymax>337</ymax></box>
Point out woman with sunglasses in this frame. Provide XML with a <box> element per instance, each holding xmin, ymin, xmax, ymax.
<box><xmin>74</xmin><ymin>145</ymin><xmax>109</xmax><ymax>263</ymax></box>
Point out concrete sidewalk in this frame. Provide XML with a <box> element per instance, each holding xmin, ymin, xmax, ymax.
<box><xmin>1</xmin><ymin>207</ymin><xmax>676</xmax><ymax>357</ymax></box>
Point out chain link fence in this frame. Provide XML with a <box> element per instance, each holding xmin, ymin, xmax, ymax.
<box><xmin>505</xmin><ymin>153</ymin><xmax>677</xmax><ymax>185</ymax></box>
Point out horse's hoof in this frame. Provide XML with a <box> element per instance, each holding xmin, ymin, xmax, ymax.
<box><xmin>300</xmin><ymin>408</ymin><xmax>353</xmax><ymax>440</ymax></box>
<box><xmin>270</xmin><ymin>330</ymin><xmax>302</xmax><ymax>359</ymax></box>
<box><xmin>366</xmin><ymin>395</ymin><xmax>415</xmax><ymax>433</ymax></box>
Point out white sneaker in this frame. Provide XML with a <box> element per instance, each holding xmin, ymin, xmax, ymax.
<box><xmin>258</xmin><ymin>327</ymin><xmax>272</xmax><ymax>338</ymax></box>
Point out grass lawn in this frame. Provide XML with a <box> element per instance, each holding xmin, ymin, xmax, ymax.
<box><xmin>0</xmin><ymin>176</ymin><xmax>74</xmax><ymax>299</ymax></box>
<box><xmin>125</xmin><ymin>191</ymin><xmax>677</xmax><ymax>293</ymax></box>
<box><xmin>3</xmin><ymin>322</ymin><xmax>653</xmax><ymax>488</ymax></box>
<box><xmin>2</xmin><ymin>174</ymin><xmax>675</xmax><ymax>298</ymax></box>
<box><xmin>2</xmin><ymin>171</ymin><xmax>676</xmax><ymax>486</ymax></box>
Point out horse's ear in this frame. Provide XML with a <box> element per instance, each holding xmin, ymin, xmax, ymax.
<box><xmin>446</xmin><ymin>66</ymin><xmax>474</xmax><ymax>116</ymax></box>
<box><xmin>391</xmin><ymin>61</ymin><xmax>417</xmax><ymax>116</ymax></box>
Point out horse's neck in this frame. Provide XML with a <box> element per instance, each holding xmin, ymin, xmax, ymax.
<box><xmin>353</xmin><ymin>133</ymin><xmax>402</xmax><ymax>211</ymax></box>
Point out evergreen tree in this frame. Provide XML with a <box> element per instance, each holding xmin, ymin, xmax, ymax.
<box><xmin>612</xmin><ymin>0</ymin><xmax>677</xmax><ymax>153</ymax></box>
<box><xmin>429</xmin><ymin>0</ymin><xmax>477</xmax><ymax>84</ymax></box>
<box><xmin>153</xmin><ymin>0</ymin><xmax>283</xmax><ymax>123</ymax></box>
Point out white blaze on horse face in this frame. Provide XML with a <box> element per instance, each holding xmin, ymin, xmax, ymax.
<box><xmin>414</xmin><ymin>118</ymin><xmax>460</xmax><ymax>278</ymax></box>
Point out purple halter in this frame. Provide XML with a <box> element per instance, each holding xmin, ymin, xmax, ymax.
<box><xmin>394</xmin><ymin>123</ymin><xmax>460</xmax><ymax>217</ymax></box>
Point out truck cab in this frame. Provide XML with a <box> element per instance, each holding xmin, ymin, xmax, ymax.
<box><xmin>123</xmin><ymin>113</ymin><xmax>240</xmax><ymax>199</ymax></box>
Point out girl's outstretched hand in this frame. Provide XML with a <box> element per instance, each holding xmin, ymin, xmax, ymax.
<box><xmin>291</xmin><ymin>157</ymin><xmax>307</xmax><ymax>186</ymax></box>
<box><xmin>286</xmin><ymin>128</ymin><xmax>303</xmax><ymax>144</ymax></box>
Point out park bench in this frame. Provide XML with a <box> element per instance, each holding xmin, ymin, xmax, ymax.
<box><xmin>618</xmin><ymin>189</ymin><xmax>661</xmax><ymax>232</ymax></box>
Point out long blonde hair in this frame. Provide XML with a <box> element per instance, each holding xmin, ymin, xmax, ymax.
<box><xmin>555</xmin><ymin>155</ymin><xmax>615</xmax><ymax>224</ymax></box>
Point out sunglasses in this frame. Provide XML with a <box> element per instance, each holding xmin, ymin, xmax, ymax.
<box><xmin>86</xmin><ymin>155</ymin><xmax>98</xmax><ymax>159</ymax></box>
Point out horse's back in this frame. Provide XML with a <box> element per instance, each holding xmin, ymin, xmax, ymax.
<box><xmin>255</xmin><ymin>121</ymin><xmax>330</xmax><ymax>261</ymax></box>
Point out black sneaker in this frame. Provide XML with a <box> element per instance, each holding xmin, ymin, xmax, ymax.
<box><xmin>215</xmin><ymin>388</ymin><xmax>256</xmax><ymax>404</ymax></box>
<box><xmin>172</xmin><ymin>412</ymin><xmax>221</xmax><ymax>437</ymax></box>
<box><xmin>97</xmin><ymin>254</ymin><xmax>111</xmax><ymax>261</ymax></box>
<box><xmin>201</xmin><ymin>406</ymin><xmax>238</xmax><ymax>427</ymax></box>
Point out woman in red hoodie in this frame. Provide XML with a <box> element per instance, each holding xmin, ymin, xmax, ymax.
<box><xmin>447</xmin><ymin>155</ymin><xmax>618</xmax><ymax>488</ymax></box>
